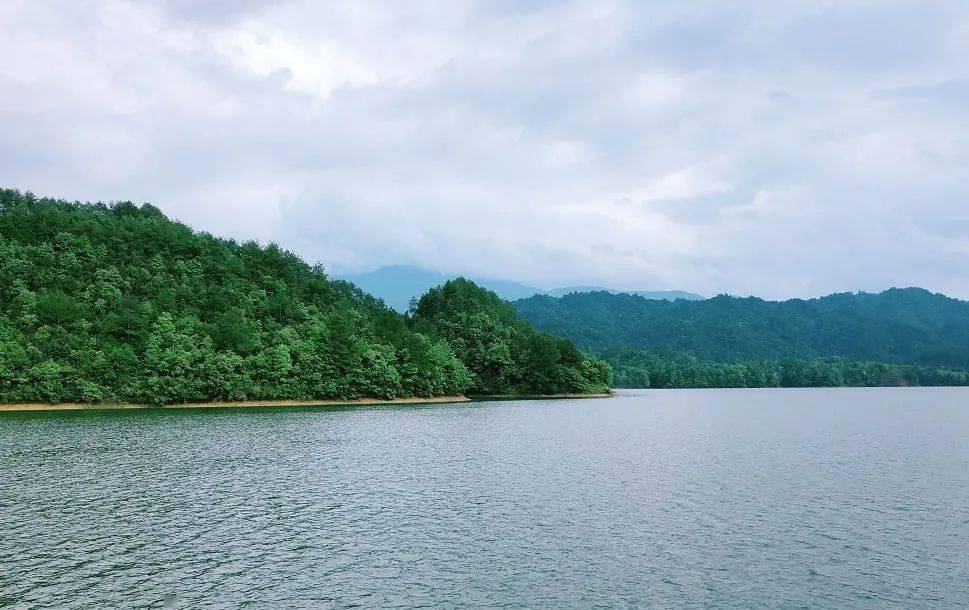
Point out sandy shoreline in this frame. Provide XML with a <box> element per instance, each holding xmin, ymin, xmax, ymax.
<box><xmin>0</xmin><ymin>392</ymin><xmax>614</xmax><ymax>413</ymax></box>
<box><xmin>0</xmin><ymin>395</ymin><xmax>472</xmax><ymax>413</ymax></box>
<box><xmin>469</xmin><ymin>392</ymin><xmax>613</xmax><ymax>400</ymax></box>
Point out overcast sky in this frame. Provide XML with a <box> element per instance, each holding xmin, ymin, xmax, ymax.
<box><xmin>2</xmin><ymin>1</ymin><xmax>968</xmax><ymax>298</ymax></box>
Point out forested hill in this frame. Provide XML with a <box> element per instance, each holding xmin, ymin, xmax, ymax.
<box><xmin>411</xmin><ymin>279</ymin><xmax>611</xmax><ymax>395</ymax></box>
<box><xmin>513</xmin><ymin>289</ymin><xmax>969</xmax><ymax>368</ymax></box>
<box><xmin>0</xmin><ymin>189</ymin><xmax>608</xmax><ymax>404</ymax></box>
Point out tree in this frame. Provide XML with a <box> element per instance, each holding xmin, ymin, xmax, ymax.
<box><xmin>142</xmin><ymin>313</ymin><xmax>209</xmax><ymax>404</ymax></box>
<box><xmin>0</xmin><ymin>189</ymin><xmax>606</xmax><ymax>404</ymax></box>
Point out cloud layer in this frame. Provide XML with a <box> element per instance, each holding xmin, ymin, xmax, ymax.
<box><xmin>2</xmin><ymin>1</ymin><xmax>968</xmax><ymax>298</ymax></box>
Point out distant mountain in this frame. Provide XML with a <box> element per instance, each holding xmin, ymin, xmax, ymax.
<box><xmin>338</xmin><ymin>266</ymin><xmax>543</xmax><ymax>312</ymax></box>
<box><xmin>513</xmin><ymin>288</ymin><xmax>969</xmax><ymax>369</ymax></box>
<box><xmin>338</xmin><ymin>266</ymin><xmax>702</xmax><ymax>312</ymax></box>
<box><xmin>545</xmin><ymin>286</ymin><xmax>704</xmax><ymax>300</ymax></box>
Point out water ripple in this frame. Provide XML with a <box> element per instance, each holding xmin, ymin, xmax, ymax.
<box><xmin>1</xmin><ymin>388</ymin><xmax>968</xmax><ymax>608</ymax></box>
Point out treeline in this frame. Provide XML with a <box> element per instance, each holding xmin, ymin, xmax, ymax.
<box><xmin>607</xmin><ymin>349</ymin><xmax>969</xmax><ymax>389</ymax></box>
<box><xmin>412</xmin><ymin>279</ymin><xmax>611</xmax><ymax>395</ymax></box>
<box><xmin>0</xmin><ymin>189</ymin><xmax>608</xmax><ymax>404</ymax></box>
<box><xmin>514</xmin><ymin>290</ymin><xmax>969</xmax><ymax>369</ymax></box>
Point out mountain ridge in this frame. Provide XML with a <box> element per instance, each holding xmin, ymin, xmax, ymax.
<box><xmin>339</xmin><ymin>265</ymin><xmax>703</xmax><ymax>312</ymax></box>
<box><xmin>513</xmin><ymin>287</ymin><xmax>969</xmax><ymax>369</ymax></box>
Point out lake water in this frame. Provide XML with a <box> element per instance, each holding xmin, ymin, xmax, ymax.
<box><xmin>1</xmin><ymin>388</ymin><xmax>967</xmax><ymax>608</ymax></box>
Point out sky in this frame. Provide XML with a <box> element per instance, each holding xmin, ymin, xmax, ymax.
<box><xmin>2</xmin><ymin>1</ymin><xmax>968</xmax><ymax>299</ymax></box>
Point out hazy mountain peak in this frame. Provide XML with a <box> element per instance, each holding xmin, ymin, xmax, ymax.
<box><xmin>337</xmin><ymin>266</ymin><xmax>542</xmax><ymax>312</ymax></box>
<box><xmin>338</xmin><ymin>266</ymin><xmax>704</xmax><ymax>312</ymax></box>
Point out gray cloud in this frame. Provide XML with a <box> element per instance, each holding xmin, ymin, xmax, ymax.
<box><xmin>1</xmin><ymin>0</ymin><xmax>967</xmax><ymax>299</ymax></box>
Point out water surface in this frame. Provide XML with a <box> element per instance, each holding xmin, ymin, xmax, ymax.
<box><xmin>2</xmin><ymin>388</ymin><xmax>967</xmax><ymax>608</ymax></box>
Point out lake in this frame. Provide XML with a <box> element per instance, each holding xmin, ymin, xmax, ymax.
<box><xmin>2</xmin><ymin>388</ymin><xmax>967</xmax><ymax>608</ymax></box>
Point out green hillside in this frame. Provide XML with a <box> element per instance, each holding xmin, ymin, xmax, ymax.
<box><xmin>605</xmin><ymin>348</ymin><xmax>968</xmax><ymax>389</ymax></box>
<box><xmin>412</xmin><ymin>279</ymin><xmax>611</xmax><ymax>395</ymax></box>
<box><xmin>0</xmin><ymin>189</ymin><xmax>607</xmax><ymax>404</ymax></box>
<box><xmin>514</xmin><ymin>290</ymin><xmax>969</xmax><ymax>368</ymax></box>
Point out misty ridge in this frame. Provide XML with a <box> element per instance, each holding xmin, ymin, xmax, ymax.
<box><xmin>338</xmin><ymin>265</ymin><xmax>704</xmax><ymax>313</ymax></box>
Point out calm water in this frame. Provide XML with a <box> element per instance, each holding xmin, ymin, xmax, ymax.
<box><xmin>1</xmin><ymin>388</ymin><xmax>967</xmax><ymax>608</ymax></box>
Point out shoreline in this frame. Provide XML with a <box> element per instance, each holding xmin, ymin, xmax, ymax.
<box><xmin>469</xmin><ymin>391</ymin><xmax>613</xmax><ymax>400</ymax></box>
<box><xmin>0</xmin><ymin>395</ymin><xmax>471</xmax><ymax>413</ymax></box>
<box><xmin>0</xmin><ymin>392</ymin><xmax>614</xmax><ymax>413</ymax></box>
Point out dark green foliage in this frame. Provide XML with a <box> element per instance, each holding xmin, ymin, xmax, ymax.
<box><xmin>411</xmin><ymin>279</ymin><xmax>611</xmax><ymax>394</ymax></box>
<box><xmin>606</xmin><ymin>348</ymin><xmax>969</xmax><ymax>389</ymax></box>
<box><xmin>0</xmin><ymin>189</ymin><xmax>481</xmax><ymax>404</ymax></box>
<box><xmin>514</xmin><ymin>285</ymin><xmax>969</xmax><ymax>388</ymax></box>
<box><xmin>514</xmin><ymin>290</ymin><xmax>969</xmax><ymax>368</ymax></box>
<box><xmin>0</xmin><ymin>189</ymin><xmax>612</xmax><ymax>403</ymax></box>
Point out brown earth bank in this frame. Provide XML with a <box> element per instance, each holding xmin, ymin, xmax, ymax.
<box><xmin>0</xmin><ymin>395</ymin><xmax>471</xmax><ymax>413</ymax></box>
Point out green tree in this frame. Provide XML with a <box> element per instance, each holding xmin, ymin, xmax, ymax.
<box><xmin>142</xmin><ymin>313</ymin><xmax>209</xmax><ymax>404</ymax></box>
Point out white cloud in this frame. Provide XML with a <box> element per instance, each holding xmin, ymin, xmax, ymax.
<box><xmin>1</xmin><ymin>0</ymin><xmax>967</xmax><ymax>299</ymax></box>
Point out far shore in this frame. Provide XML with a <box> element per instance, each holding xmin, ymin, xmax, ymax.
<box><xmin>0</xmin><ymin>391</ymin><xmax>614</xmax><ymax>413</ymax></box>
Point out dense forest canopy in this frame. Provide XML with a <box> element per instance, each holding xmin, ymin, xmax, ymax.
<box><xmin>411</xmin><ymin>279</ymin><xmax>611</xmax><ymax>395</ymax></box>
<box><xmin>514</xmin><ymin>290</ymin><xmax>969</xmax><ymax>368</ymax></box>
<box><xmin>0</xmin><ymin>189</ymin><xmax>607</xmax><ymax>404</ymax></box>
<box><xmin>606</xmin><ymin>348</ymin><xmax>968</xmax><ymax>389</ymax></box>
<box><xmin>512</xmin><ymin>289</ymin><xmax>969</xmax><ymax>388</ymax></box>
